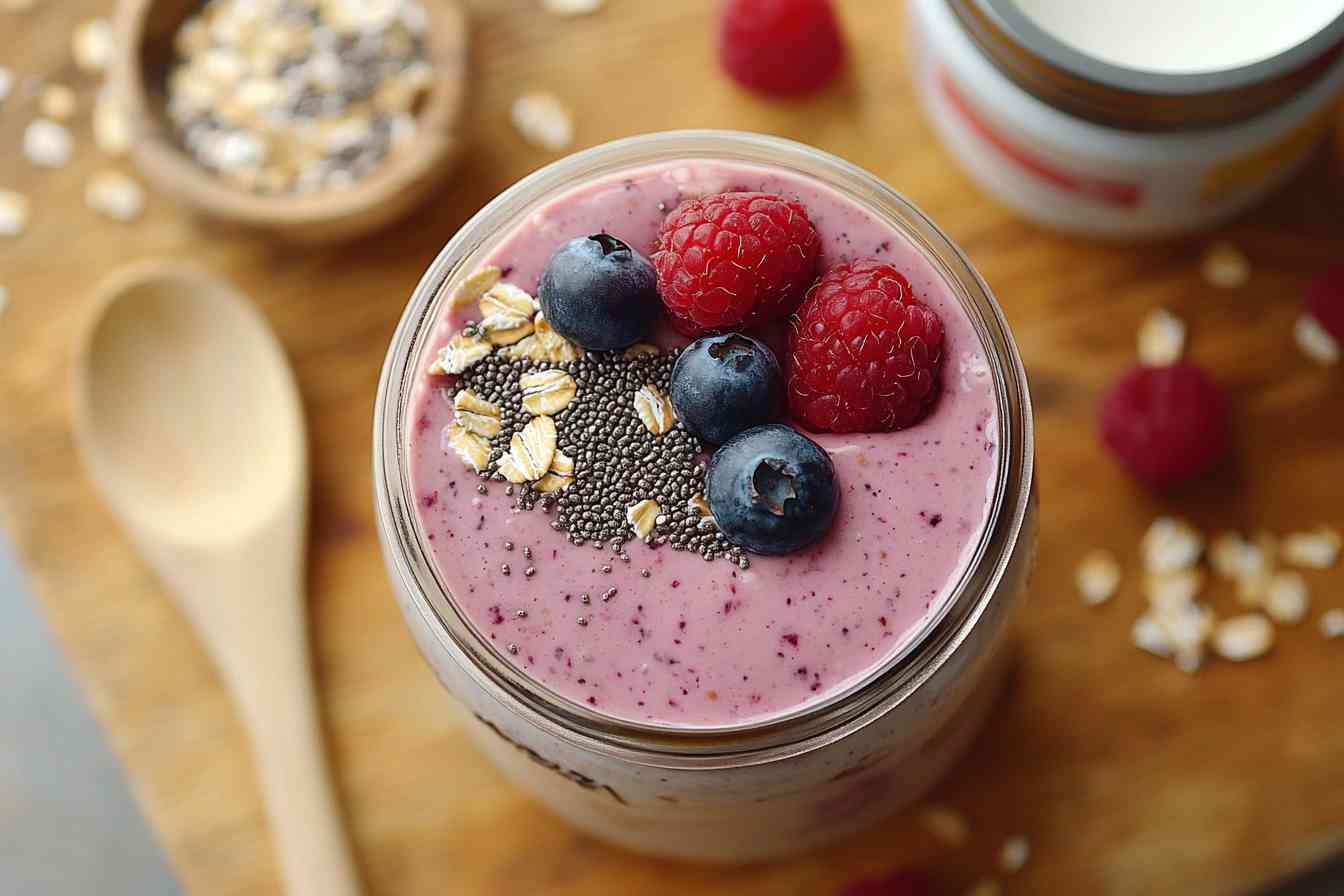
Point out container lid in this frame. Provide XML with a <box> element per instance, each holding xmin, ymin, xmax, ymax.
<box><xmin>952</xmin><ymin>0</ymin><xmax>1344</xmax><ymax>130</ymax></box>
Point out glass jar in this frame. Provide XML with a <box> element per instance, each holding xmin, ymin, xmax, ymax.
<box><xmin>909</xmin><ymin>0</ymin><xmax>1344</xmax><ymax>238</ymax></box>
<box><xmin>373</xmin><ymin>130</ymin><xmax>1037</xmax><ymax>863</ymax></box>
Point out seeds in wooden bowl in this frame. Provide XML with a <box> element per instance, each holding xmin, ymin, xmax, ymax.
<box><xmin>165</xmin><ymin>0</ymin><xmax>434</xmax><ymax>195</ymax></box>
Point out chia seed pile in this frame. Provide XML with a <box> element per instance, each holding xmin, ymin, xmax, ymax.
<box><xmin>166</xmin><ymin>0</ymin><xmax>431</xmax><ymax>194</ymax></box>
<box><xmin>451</xmin><ymin>347</ymin><xmax>751</xmax><ymax>569</ymax></box>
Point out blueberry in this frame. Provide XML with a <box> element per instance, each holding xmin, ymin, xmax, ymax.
<box><xmin>706</xmin><ymin>424</ymin><xmax>838</xmax><ymax>555</ymax></box>
<box><xmin>670</xmin><ymin>333</ymin><xmax>784</xmax><ymax>444</ymax></box>
<box><xmin>538</xmin><ymin>234</ymin><xmax>659</xmax><ymax>350</ymax></box>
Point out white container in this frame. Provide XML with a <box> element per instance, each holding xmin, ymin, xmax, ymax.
<box><xmin>374</xmin><ymin>131</ymin><xmax>1038</xmax><ymax>863</ymax></box>
<box><xmin>909</xmin><ymin>0</ymin><xmax>1344</xmax><ymax>238</ymax></box>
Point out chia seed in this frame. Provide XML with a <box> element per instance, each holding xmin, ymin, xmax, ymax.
<box><xmin>451</xmin><ymin>345</ymin><xmax>748</xmax><ymax>568</ymax></box>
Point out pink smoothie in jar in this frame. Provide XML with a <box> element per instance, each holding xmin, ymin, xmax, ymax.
<box><xmin>407</xmin><ymin>159</ymin><xmax>999</xmax><ymax>728</ymax></box>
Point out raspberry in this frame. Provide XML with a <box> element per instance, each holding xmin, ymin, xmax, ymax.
<box><xmin>1099</xmin><ymin>363</ymin><xmax>1229</xmax><ymax>490</ymax></box>
<box><xmin>1305</xmin><ymin>262</ymin><xmax>1344</xmax><ymax>343</ymax></box>
<box><xmin>840</xmin><ymin>869</ymin><xmax>935</xmax><ymax>896</ymax></box>
<box><xmin>718</xmin><ymin>0</ymin><xmax>845</xmax><ymax>96</ymax></box>
<box><xmin>652</xmin><ymin>191</ymin><xmax>821</xmax><ymax>335</ymax></box>
<box><xmin>787</xmin><ymin>258</ymin><xmax>945</xmax><ymax>433</ymax></box>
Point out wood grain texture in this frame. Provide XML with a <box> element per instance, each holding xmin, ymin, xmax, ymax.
<box><xmin>2</xmin><ymin>2</ymin><xmax>1343</xmax><ymax>894</ymax></box>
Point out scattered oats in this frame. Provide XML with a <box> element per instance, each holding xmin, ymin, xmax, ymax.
<box><xmin>1264</xmin><ymin>571</ymin><xmax>1309</xmax><ymax>625</ymax></box>
<box><xmin>450</xmin><ymin>266</ymin><xmax>503</xmax><ymax>307</ymax></box>
<box><xmin>1157</xmin><ymin>601</ymin><xmax>1213</xmax><ymax>673</ymax></box>
<box><xmin>1281</xmin><ymin>527</ymin><xmax>1341</xmax><ymax>570</ymax></box>
<box><xmin>623</xmin><ymin>343</ymin><xmax>660</xmax><ymax>358</ymax></box>
<box><xmin>1173</xmin><ymin>644</ymin><xmax>1205</xmax><ymax>674</ymax></box>
<box><xmin>688</xmin><ymin>494</ymin><xmax>717</xmax><ymax>529</ymax></box>
<box><xmin>1210</xmin><ymin>531</ymin><xmax>1250</xmax><ymax>579</ymax></box>
<box><xmin>1236</xmin><ymin>532</ymin><xmax>1277</xmax><ymax>607</ymax></box>
<box><xmin>634</xmin><ymin>383</ymin><xmax>675</xmax><ymax>435</ymax></box>
<box><xmin>532</xmin><ymin>313</ymin><xmax>582</xmax><ymax>362</ymax></box>
<box><xmin>1319</xmin><ymin>608</ymin><xmax>1344</xmax><ymax>639</ymax></box>
<box><xmin>0</xmin><ymin>189</ymin><xmax>30</xmax><ymax>237</ymax></box>
<box><xmin>0</xmin><ymin>67</ymin><xmax>12</xmax><ymax>104</ymax></box>
<box><xmin>72</xmin><ymin>18</ymin><xmax>114</xmax><ymax>72</ymax></box>
<box><xmin>497</xmin><ymin>415</ymin><xmax>557</xmax><ymax>483</ymax></box>
<box><xmin>93</xmin><ymin>87</ymin><xmax>130</xmax><ymax>155</ymax></box>
<box><xmin>1132</xmin><ymin>612</ymin><xmax>1173</xmax><ymax>657</ymax></box>
<box><xmin>1295</xmin><ymin>313</ymin><xmax>1340</xmax><ymax>366</ymax></box>
<box><xmin>520</xmin><ymin>369</ymin><xmax>578</xmax><ymax>416</ymax></box>
<box><xmin>23</xmin><ymin>119</ymin><xmax>73</xmax><ymax>168</ymax></box>
<box><xmin>1137</xmin><ymin>307</ymin><xmax>1186</xmax><ymax>366</ymax></box>
<box><xmin>543</xmin><ymin>0</ymin><xmax>604</xmax><ymax>15</ymax></box>
<box><xmin>453</xmin><ymin>390</ymin><xmax>502</xmax><ymax>437</ymax></box>
<box><xmin>1076</xmin><ymin>549</ymin><xmax>1121</xmax><ymax>605</ymax></box>
<box><xmin>509</xmin><ymin>313</ymin><xmax>582</xmax><ymax>363</ymax></box>
<box><xmin>512</xmin><ymin>92</ymin><xmax>574</xmax><ymax>151</ymax></box>
<box><xmin>430</xmin><ymin>332</ymin><xmax>492</xmax><ymax>375</ymax></box>
<box><xmin>479</xmin><ymin>283</ymin><xmax>537</xmax><ymax>345</ymax></box>
<box><xmin>917</xmin><ymin>805</ymin><xmax>969</xmax><ymax>846</ymax></box>
<box><xmin>444</xmin><ymin>423</ymin><xmax>490</xmax><ymax>472</ymax></box>
<box><xmin>534</xmin><ymin>449</ymin><xmax>574</xmax><ymax>493</ymax></box>
<box><xmin>1212</xmin><ymin>614</ymin><xmax>1274</xmax><ymax>661</ymax></box>
<box><xmin>999</xmin><ymin>836</ymin><xmax>1030</xmax><ymax>874</ymax></box>
<box><xmin>85</xmin><ymin>171</ymin><xmax>145</xmax><ymax>222</ymax></box>
<box><xmin>39</xmin><ymin>83</ymin><xmax>76</xmax><ymax>120</ymax></box>
<box><xmin>627</xmin><ymin>499</ymin><xmax>661</xmax><ymax>540</ymax></box>
<box><xmin>966</xmin><ymin>880</ymin><xmax>1002</xmax><ymax>896</ymax></box>
<box><xmin>1145</xmin><ymin>569</ymin><xmax>1205</xmax><ymax>612</ymax></box>
<box><xmin>1141</xmin><ymin>516</ymin><xmax>1204</xmax><ymax>575</ymax></box>
<box><xmin>484</xmin><ymin>320</ymin><xmax>535</xmax><ymax>347</ymax></box>
<box><xmin>1201</xmin><ymin>241</ymin><xmax>1250</xmax><ymax>289</ymax></box>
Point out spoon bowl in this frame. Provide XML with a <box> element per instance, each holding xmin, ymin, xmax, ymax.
<box><xmin>78</xmin><ymin>262</ymin><xmax>303</xmax><ymax>544</ymax></box>
<box><xmin>74</xmin><ymin>261</ymin><xmax>362</xmax><ymax>896</ymax></box>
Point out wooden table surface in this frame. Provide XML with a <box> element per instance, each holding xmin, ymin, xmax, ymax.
<box><xmin>3</xmin><ymin>2</ymin><xmax>1344</xmax><ymax>894</ymax></box>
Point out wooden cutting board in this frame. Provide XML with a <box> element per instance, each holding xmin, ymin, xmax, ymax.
<box><xmin>2</xmin><ymin>2</ymin><xmax>1343</xmax><ymax>893</ymax></box>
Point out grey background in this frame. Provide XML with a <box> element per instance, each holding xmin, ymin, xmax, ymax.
<box><xmin>0</xmin><ymin>538</ymin><xmax>182</xmax><ymax>896</ymax></box>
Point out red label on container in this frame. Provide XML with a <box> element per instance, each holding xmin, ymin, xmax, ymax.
<box><xmin>939</xmin><ymin>71</ymin><xmax>1143</xmax><ymax>209</ymax></box>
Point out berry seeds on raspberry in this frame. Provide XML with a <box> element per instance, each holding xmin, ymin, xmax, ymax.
<box><xmin>652</xmin><ymin>191</ymin><xmax>821</xmax><ymax>336</ymax></box>
<box><xmin>787</xmin><ymin>258</ymin><xmax>946</xmax><ymax>433</ymax></box>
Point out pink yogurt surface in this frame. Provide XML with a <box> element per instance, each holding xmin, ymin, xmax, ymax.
<box><xmin>408</xmin><ymin>160</ymin><xmax>999</xmax><ymax>727</ymax></box>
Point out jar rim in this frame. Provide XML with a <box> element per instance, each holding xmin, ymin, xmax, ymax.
<box><xmin>373</xmin><ymin>130</ymin><xmax>1035</xmax><ymax>762</ymax></box>
<box><xmin>955</xmin><ymin>0</ymin><xmax>1344</xmax><ymax>129</ymax></box>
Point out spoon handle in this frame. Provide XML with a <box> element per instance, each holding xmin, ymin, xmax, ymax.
<box><xmin>226</xmin><ymin>594</ymin><xmax>363</xmax><ymax>896</ymax></box>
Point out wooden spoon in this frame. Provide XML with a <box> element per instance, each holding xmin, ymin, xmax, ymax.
<box><xmin>72</xmin><ymin>261</ymin><xmax>362</xmax><ymax>896</ymax></box>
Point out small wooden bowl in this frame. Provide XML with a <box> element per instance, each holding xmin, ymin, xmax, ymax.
<box><xmin>110</xmin><ymin>0</ymin><xmax>468</xmax><ymax>244</ymax></box>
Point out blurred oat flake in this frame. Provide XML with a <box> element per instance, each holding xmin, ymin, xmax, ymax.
<box><xmin>543</xmin><ymin>0</ymin><xmax>604</xmax><ymax>15</ymax></box>
<box><xmin>512</xmin><ymin>92</ymin><xmax>574</xmax><ymax>151</ymax></box>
